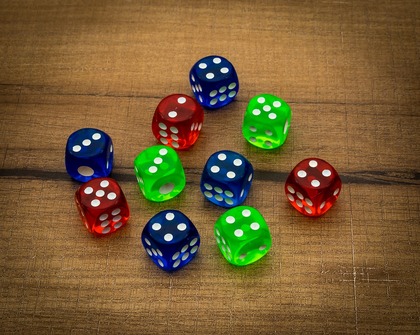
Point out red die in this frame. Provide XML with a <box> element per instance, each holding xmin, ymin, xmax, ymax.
<box><xmin>285</xmin><ymin>158</ymin><xmax>342</xmax><ymax>217</ymax></box>
<box><xmin>152</xmin><ymin>94</ymin><xmax>204</xmax><ymax>150</ymax></box>
<box><xmin>75</xmin><ymin>177</ymin><xmax>130</xmax><ymax>235</ymax></box>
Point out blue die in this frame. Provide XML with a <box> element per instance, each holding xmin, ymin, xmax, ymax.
<box><xmin>189</xmin><ymin>55</ymin><xmax>239</xmax><ymax>109</ymax></box>
<box><xmin>200</xmin><ymin>150</ymin><xmax>254</xmax><ymax>208</ymax></box>
<box><xmin>141</xmin><ymin>210</ymin><xmax>200</xmax><ymax>271</ymax></box>
<box><xmin>65</xmin><ymin>128</ymin><xmax>113</xmax><ymax>182</ymax></box>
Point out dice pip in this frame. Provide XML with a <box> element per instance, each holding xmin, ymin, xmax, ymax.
<box><xmin>152</xmin><ymin>94</ymin><xmax>204</xmax><ymax>150</ymax></box>
<box><xmin>200</xmin><ymin>150</ymin><xmax>254</xmax><ymax>208</ymax></box>
<box><xmin>190</xmin><ymin>55</ymin><xmax>239</xmax><ymax>109</ymax></box>
<box><xmin>141</xmin><ymin>210</ymin><xmax>200</xmax><ymax>271</ymax></box>
<box><xmin>134</xmin><ymin>145</ymin><xmax>186</xmax><ymax>202</ymax></box>
<box><xmin>65</xmin><ymin>128</ymin><xmax>113</xmax><ymax>182</ymax></box>
<box><xmin>214</xmin><ymin>206</ymin><xmax>272</xmax><ymax>266</ymax></box>
<box><xmin>285</xmin><ymin>158</ymin><xmax>342</xmax><ymax>216</ymax></box>
<box><xmin>242</xmin><ymin>94</ymin><xmax>291</xmax><ymax>149</ymax></box>
<box><xmin>75</xmin><ymin>177</ymin><xmax>129</xmax><ymax>235</ymax></box>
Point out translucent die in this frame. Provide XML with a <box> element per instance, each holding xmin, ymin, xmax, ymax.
<box><xmin>134</xmin><ymin>145</ymin><xmax>186</xmax><ymax>202</ymax></box>
<box><xmin>75</xmin><ymin>177</ymin><xmax>129</xmax><ymax>236</ymax></box>
<box><xmin>214</xmin><ymin>206</ymin><xmax>272</xmax><ymax>266</ymax></box>
<box><xmin>242</xmin><ymin>94</ymin><xmax>291</xmax><ymax>150</ymax></box>
<box><xmin>190</xmin><ymin>55</ymin><xmax>239</xmax><ymax>109</ymax></box>
<box><xmin>65</xmin><ymin>128</ymin><xmax>113</xmax><ymax>182</ymax></box>
<box><xmin>152</xmin><ymin>94</ymin><xmax>204</xmax><ymax>150</ymax></box>
<box><xmin>285</xmin><ymin>158</ymin><xmax>342</xmax><ymax>217</ymax></box>
<box><xmin>200</xmin><ymin>150</ymin><xmax>254</xmax><ymax>208</ymax></box>
<box><xmin>141</xmin><ymin>210</ymin><xmax>200</xmax><ymax>271</ymax></box>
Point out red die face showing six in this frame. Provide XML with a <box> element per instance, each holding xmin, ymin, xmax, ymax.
<box><xmin>152</xmin><ymin>94</ymin><xmax>204</xmax><ymax>150</ymax></box>
<box><xmin>285</xmin><ymin>158</ymin><xmax>342</xmax><ymax>217</ymax></box>
<box><xmin>75</xmin><ymin>177</ymin><xmax>130</xmax><ymax>235</ymax></box>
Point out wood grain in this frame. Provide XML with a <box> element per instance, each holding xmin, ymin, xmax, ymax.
<box><xmin>0</xmin><ymin>1</ymin><xmax>419</xmax><ymax>334</ymax></box>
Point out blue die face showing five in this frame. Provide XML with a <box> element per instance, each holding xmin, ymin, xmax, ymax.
<box><xmin>65</xmin><ymin>128</ymin><xmax>113</xmax><ymax>182</ymax></box>
<box><xmin>141</xmin><ymin>210</ymin><xmax>200</xmax><ymax>271</ymax></box>
<box><xmin>189</xmin><ymin>55</ymin><xmax>239</xmax><ymax>109</ymax></box>
<box><xmin>200</xmin><ymin>150</ymin><xmax>254</xmax><ymax>208</ymax></box>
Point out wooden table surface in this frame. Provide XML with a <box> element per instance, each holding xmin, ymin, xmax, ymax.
<box><xmin>0</xmin><ymin>1</ymin><xmax>419</xmax><ymax>334</ymax></box>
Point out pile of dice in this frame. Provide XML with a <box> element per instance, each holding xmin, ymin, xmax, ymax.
<box><xmin>65</xmin><ymin>55</ymin><xmax>342</xmax><ymax>272</ymax></box>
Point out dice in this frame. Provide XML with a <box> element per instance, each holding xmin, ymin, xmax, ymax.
<box><xmin>200</xmin><ymin>150</ymin><xmax>254</xmax><ymax>208</ymax></box>
<box><xmin>242</xmin><ymin>94</ymin><xmax>291</xmax><ymax>149</ymax></box>
<box><xmin>141</xmin><ymin>210</ymin><xmax>200</xmax><ymax>271</ymax></box>
<box><xmin>134</xmin><ymin>145</ymin><xmax>186</xmax><ymax>202</ymax></box>
<box><xmin>152</xmin><ymin>94</ymin><xmax>204</xmax><ymax>150</ymax></box>
<box><xmin>214</xmin><ymin>206</ymin><xmax>272</xmax><ymax>266</ymax></box>
<box><xmin>189</xmin><ymin>55</ymin><xmax>239</xmax><ymax>109</ymax></box>
<box><xmin>75</xmin><ymin>177</ymin><xmax>129</xmax><ymax>235</ymax></box>
<box><xmin>65</xmin><ymin>128</ymin><xmax>113</xmax><ymax>182</ymax></box>
<box><xmin>285</xmin><ymin>158</ymin><xmax>342</xmax><ymax>217</ymax></box>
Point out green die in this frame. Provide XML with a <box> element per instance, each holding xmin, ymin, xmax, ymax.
<box><xmin>134</xmin><ymin>145</ymin><xmax>186</xmax><ymax>202</ymax></box>
<box><xmin>214</xmin><ymin>206</ymin><xmax>272</xmax><ymax>266</ymax></box>
<box><xmin>242</xmin><ymin>94</ymin><xmax>291</xmax><ymax>149</ymax></box>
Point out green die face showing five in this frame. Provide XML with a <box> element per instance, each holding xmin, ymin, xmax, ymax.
<box><xmin>214</xmin><ymin>206</ymin><xmax>272</xmax><ymax>266</ymax></box>
<box><xmin>242</xmin><ymin>94</ymin><xmax>291</xmax><ymax>149</ymax></box>
<box><xmin>134</xmin><ymin>145</ymin><xmax>186</xmax><ymax>202</ymax></box>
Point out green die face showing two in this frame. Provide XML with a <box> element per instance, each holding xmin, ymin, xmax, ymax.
<box><xmin>242</xmin><ymin>94</ymin><xmax>291</xmax><ymax>149</ymax></box>
<box><xmin>134</xmin><ymin>145</ymin><xmax>186</xmax><ymax>202</ymax></box>
<box><xmin>214</xmin><ymin>206</ymin><xmax>272</xmax><ymax>266</ymax></box>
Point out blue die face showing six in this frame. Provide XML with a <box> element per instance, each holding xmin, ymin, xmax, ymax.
<box><xmin>65</xmin><ymin>128</ymin><xmax>113</xmax><ymax>182</ymax></box>
<box><xmin>190</xmin><ymin>55</ymin><xmax>239</xmax><ymax>109</ymax></box>
<box><xmin>200</xmin><ymin>150</ymin><xmax>254</xmax><ymax>208</ymax></box>
<box><xmin>141</xmin><ymin>210</ymin><xmax>200</xmax><ymax>271</ymax></box>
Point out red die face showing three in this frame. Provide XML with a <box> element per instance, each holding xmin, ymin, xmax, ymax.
<box><xmin>285</xmin><ymin>158</ymin><xmax>342</xmax><ymax>217</ymax></box>
<box><xmin>152</xmin><ymin>94</ymin><xmax>204</xmax><ymax>150</ymax></box>
<box><xmin>75</xmin><ymin>177</ymin><xmax>130</xmax><ymax>235</ymax></box>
